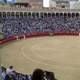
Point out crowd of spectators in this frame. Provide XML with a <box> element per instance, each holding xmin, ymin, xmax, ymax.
<box><xmin>0</xmin><ymin>65</ymin><xmax>57</xmax><ymax>80</ymax></box>
<box><xmin>1</xmin><ymin>13</ymin><xmax>80</xmax><ymax>38</ymax></box>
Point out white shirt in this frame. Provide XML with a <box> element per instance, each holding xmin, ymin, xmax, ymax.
<box><xmin>6</xmin><ymin>68</ymin><xmax>14</xmax><ymax>75</ymax></box>
<box><xmin>2</xmin><ymin>72</ymin><xmax>6</xmax><ymax>80</ymax></box>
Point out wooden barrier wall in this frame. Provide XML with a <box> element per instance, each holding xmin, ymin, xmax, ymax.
<box><xmin>0</xmin><ymin>32</ymin><xmax>79</xmax><ymax>45</ymax></box>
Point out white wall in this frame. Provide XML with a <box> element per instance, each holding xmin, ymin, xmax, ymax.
<box><xmin>70</xmin><ymin>0</ymin><xmax>80</xmax><ymax>9</ymax></box>
<box><xmin>43</xmin><ymin>0</ymin><xmax>49</xmax><ymax>7</ymax></box>
<box><xmin>50</xmin><ymin>0</ymin><xmax>56</xmax><ymax>8</ymax></box>
<box><xmin>70</xmin><ymin>1</ymin><xmax>76</xmax><ymax>9</ymax></box>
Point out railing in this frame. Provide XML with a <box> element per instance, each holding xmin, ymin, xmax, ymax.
<box><xmin>0</xmin><ymin>32</ymin><xmax>79</xmax><ymax>45</ymax></box>
<box><xmin>0</xmin><ymin>6</ymin><xmax>80</xmax><ymax>12</ymax></box>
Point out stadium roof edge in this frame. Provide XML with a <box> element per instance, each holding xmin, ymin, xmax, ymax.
<box><xmin>0</xmin><ymin>8</ymin><xmax>80</xmax><ymax>13</ymax></box>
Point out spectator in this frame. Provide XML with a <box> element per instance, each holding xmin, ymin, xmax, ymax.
<box><xmin>6</xmin><ymin>66</ymin><xmax>14</xmax><ymax>75</ymax></box>
<box><xmin>31</xmin><ymin>68</ymin><xmax>44</xmax><ymax>80</ymax></box>
<box><xmin>44</xmin><ymin>71</ymin><xmax>57</xmax><ymax>80</ymax></box>
<box><xmin>1</xmin><ymin>68</ymin><xmax>6</xmax><ymax>80</ymax></box>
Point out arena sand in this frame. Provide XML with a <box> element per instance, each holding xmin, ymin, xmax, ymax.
<box><xmin>0</xmin><ymin>36</ymin><xmax>80</xmax><ymax>80</ymax></box>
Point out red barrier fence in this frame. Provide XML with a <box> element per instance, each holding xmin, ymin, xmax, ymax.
<box><xmin>0</xmin><ymin>36</ymin><xmax>16</xmax><ymax>44</ymax></box>
<box><xmin>0</xmin><ymin>32</ymin><xmax>79</xmax><ymax>45</ymax></box>
<box><xmin>53</xmin><ymin>32</ymin><xmax>79</xmax><ymax>36</ymax></box>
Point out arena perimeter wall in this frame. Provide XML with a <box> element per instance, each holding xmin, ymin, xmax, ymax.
<box><xmin>0</xmin><ymin>32</ymin><xmax>79</xmax><ymax>45</ymax></box>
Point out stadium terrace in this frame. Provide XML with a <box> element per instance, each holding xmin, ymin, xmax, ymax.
<box><xmin>0</xmin><ymin>7</ymin><xmax>80</xmax><ymax>39</ymax></box>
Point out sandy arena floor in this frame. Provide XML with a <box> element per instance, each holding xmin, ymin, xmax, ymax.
<box><xmin>0</xmin><ymin>36</ymin><xmax>80</xmax><ymax>80</ymax></box>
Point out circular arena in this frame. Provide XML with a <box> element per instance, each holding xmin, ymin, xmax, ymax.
<box><xmin>0</xmin><ymin>1</ymin><xmax>80</xmax><ymax>80</ymax></box>
<box><xmin>1</xmin><ymin>36</ymin><xmax>80</xmax><ymax>80</ymax></box>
